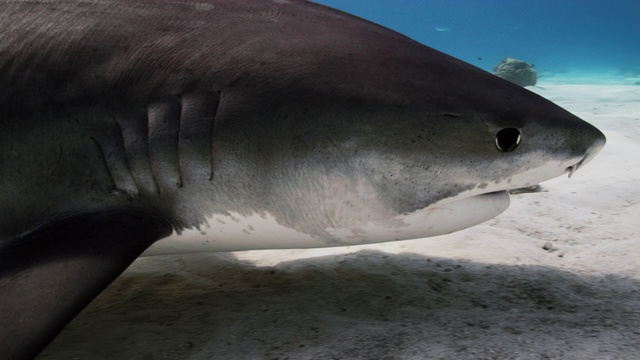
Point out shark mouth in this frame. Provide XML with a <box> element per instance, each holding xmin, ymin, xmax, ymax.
<box><xmin>384</xmin><ymin>190</ymin><xmax>512</xmax><ymax>242</ymax></box>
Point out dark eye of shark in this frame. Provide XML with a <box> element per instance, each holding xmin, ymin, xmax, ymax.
<box><xmin>495</xmin><ymin>128</ymin><xmax>521</xmax><ymax>152</ymax></box>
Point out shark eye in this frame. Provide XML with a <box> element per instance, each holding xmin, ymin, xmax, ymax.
<box><xmin>495</xmin><ymin>128</ymin><xmax>521</xmax><ymax>152</ymax></box>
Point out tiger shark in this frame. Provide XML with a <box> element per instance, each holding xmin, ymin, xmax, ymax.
<box><xmin>0</xmin><ymin>0</ymin><xmax>604</xmax><ymax>358</ymax></box>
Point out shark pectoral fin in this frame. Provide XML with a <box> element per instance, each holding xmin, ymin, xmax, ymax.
<box><xmin>0</xmin><ymin>210</ymin><xmax>172</xmax><ymax>360</ymax></box>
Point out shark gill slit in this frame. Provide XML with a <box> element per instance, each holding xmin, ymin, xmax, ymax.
<box><xmin>115</xmin><ymin>114</ymin><xmax>159</xmax><ymax>195</ymax></box>
<box><xmin>177</xmin><ymin>92</ymin><xmax>220</xmax><ymax>184</ymax></box>
<box><xmin>147</xmin><ymin>97</ymin><xmax>183</xmax><ymax>191</ymax></box>
<box><xmin>90</xmin><ymin>118</ymin><xmax>140</xmax><ymax>197</ymax></box>
<box><xmin>211</xmin><ymin>91</ymin><xmax>222</xmax><ymax>181</ymax></box>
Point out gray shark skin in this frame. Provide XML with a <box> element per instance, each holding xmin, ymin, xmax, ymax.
<box><xmin>0</xmin><ymin>0</ymin><xmax>604</xmax><ymax>358</ymax></box>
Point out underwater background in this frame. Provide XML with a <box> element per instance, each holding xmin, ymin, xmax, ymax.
<box><xmin>314</xmin><ymin>0</ymin><xmax>640</xmax><ymax>84</ymax></box>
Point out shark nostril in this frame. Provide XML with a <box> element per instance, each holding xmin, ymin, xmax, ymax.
<box><xmin>495</xmin><ymin>128</ymin><xmax>521</xmax><ymax>152</ymax></box>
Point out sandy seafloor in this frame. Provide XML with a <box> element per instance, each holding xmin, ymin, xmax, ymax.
<box><xmin>39</xmin><ymin>75</ymin><xmax>640</xmax><ymax>360</ymax></box>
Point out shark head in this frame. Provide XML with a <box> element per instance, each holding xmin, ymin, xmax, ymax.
<box><xmin>139</xmin><ymin>1</ymin><xmax>605</xmax><ymax>253</ymax></box>
<box><xmin>192</xmin><ymin>79</ymin><xmax>604</xmax><ymax>249</ymax></box>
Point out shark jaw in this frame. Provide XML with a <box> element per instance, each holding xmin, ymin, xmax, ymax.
<box><xmin>143</xmin><ymin>191</ymin><xmax>510</xmax><ymax>255</ymax></box>
<box><xmin>143</xmin><ymin>151</ymin><xmax>604</xmax><ymax>256</ymax></box>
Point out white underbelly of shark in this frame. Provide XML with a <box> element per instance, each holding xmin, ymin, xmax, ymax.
<box><xmin>144</xmin><ymin>191</ymin><xmax>510</xmax><ymax>255</ymax></box>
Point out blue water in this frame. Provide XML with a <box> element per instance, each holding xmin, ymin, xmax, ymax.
<box><xmin>313</xmin><ymin>0</ymin><xmax>640</xmax><ymax>80</ymax></box>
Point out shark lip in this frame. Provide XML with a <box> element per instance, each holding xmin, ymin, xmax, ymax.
<box><xmin>413</xmin><ymin>190</ymin><xmax>511</xmax><ymax>237</ymax></box>
<box><xmin>566</xmin><ymin>131</ymin><xmax>607</xmax><ymax>179</ymax></box>
<box><xmin>472</xmin><ymin>190</ymin><xmax>511</xmax><ymax>215</ymax></box>
<box><xmin>475</xmin><ymin>190</ymin><xmax>510</xmax><ymax>201</ymax></box>
<box><xmin>566</xmin><ymin>163</ymin><xmax>579</xmax><ymax>178</ymax></box>
<box><xmin>487</xmin><ymin>190</ymin><xmax>509</xmax><ymax>196</ymax></box>
<box><xmin>466</xmin><ymin>190</ymin><xmax>512</xmax><ymax>214</ymax></box>
<box><xmin>435</xmin><ymin>189</ymin><xmax>510</xmax><ymax>209</ymax></box>
<box><xmin>433</xmin><ymin>189</ymin><xmax>511</xmax><ymax>214</ymax></box>
<box><xmin>567</xmin><ymin>154</ymin><xmax>587</xmax><ymax>178</ymax></box>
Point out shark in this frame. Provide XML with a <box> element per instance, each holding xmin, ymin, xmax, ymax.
<box><xmin>0</xmin><ymin>0</ymin><xmax>605</xmax><ymax>358</ymax></box>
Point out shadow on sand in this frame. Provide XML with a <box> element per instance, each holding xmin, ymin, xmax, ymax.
<box><xmin>39</xmin><ymin>250</ymin><xmax>640</xmax><ymax>360</ymax></box>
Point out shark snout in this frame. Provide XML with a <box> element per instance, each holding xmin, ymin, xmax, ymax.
<box><xmin>582</xmin><ymin>127</ymin><xmax>606</xmax><ymax>165</ymax></box>
<box><xmin>566</xmin><ymin>123</ymin><xmax>606</xmax><ymax>178</ymax></box>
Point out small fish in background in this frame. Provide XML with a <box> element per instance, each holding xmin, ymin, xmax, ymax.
<box><xmin>435</xmin><ymin>26</ymin><xmax>450</xmax><ymax>32</ymax></box>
